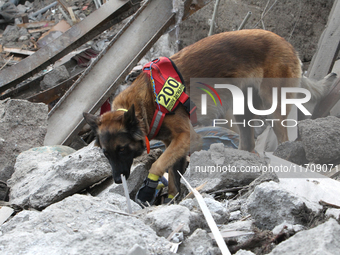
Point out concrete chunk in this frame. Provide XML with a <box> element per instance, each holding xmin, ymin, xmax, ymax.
<box><xmin>246</xmin><ymin>181</ymin><xmax>322</xmax><ymax>230</ymax></box>
<box><xmin>269</xmin><ymin>218</ymin><xmax>340</xmax><ymax>255</ymax></box>
<box><xmin>185</xmin><ymin>144</ymin><xmax>265</xmax><ymax>193</ymax></box>
<box><xmin>0</xmin><ymin>194</ymin><xmax>171</xmax><ymax>254</ymax></box>
<box><xmin>8</xmin><ymin>144</ymin><xmax>111</xmax><ymax>209</ymax></box>
<box><xmin>298</xmin><ymin>116</ymin><xmax>340</xmax><ymax>163</ymax></box>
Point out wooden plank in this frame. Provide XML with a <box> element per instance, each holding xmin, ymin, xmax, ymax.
<box><xmin>67</xmin><ymin>7</ymin><xmax>78</xmax><ymax>23</ymax></box>
<box><xmin>17</xmin><ymin>21</ymin><xmax>55</xmax><ymax>29</ymax></box>
<box><xmin>3</xmin><ymin>47</ymin><xmax>35</xmax><ymax>56</ymax></box>
<box><xmin>307</xmin><ymin>0</ymin><xmax>340</xmax><ymax>80</ymax></box>
<box><xmin>28</xmin><ymin>27</ymin><xmax>52</xmax><ymax>34</ymax></box>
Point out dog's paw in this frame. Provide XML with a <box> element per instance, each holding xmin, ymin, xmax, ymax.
<box><xmin>163</xmin><ymin>197</ymin><xmax>175</xmax><ymax>205</ymax></box>
<box><xmin>135</xmin><ymin>178</ymin><xmax>158</xmax><ymax>207</ymax></box>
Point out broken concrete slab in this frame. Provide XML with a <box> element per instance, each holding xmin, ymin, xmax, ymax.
<box><xmin>99</xmin><ymin>191</ymin><xmax>141</xmax><ymax>214</ymax></box>
<box><xmin>220</xmin><ymin>220</ymin><xmax>254</xmax><ymax>249</ymax></box>
<box><xmin>127</xmin><ymin>244</ymin><xmax>148</xmax><ymax>255</ymax></box>
<box><xmin>40</xmin><ymin>65</ymin><xmax>70</xmax><ymax>91</ymax></box>
<box><xmin>271</xmin><ymin>221</ymin><xmax>305</xmax><ymax>236</ymax></box>
<box><xmin>2</xmin><ymin>25</ymin><xmax>20</xmax><ymax>42</ymax></box>
<box><xmin>0</xmin><ymin>194</ymin><xmax>172</xmax><ymax>255</ymax></box>
<box><xmin>266</xmin><ymin>153</ymin><xmax>340</xmax><ymax>206</ymax></box>
<box><xmin>178</xmin><ymin>228</ymin><xmax>220</xmax><ymax>255</ymax></box>
<box><xmin>235</xmin><ymin>250</ymin><xmax>256</xmax><ymax>255</ymax></box>
<box><xmin>0</xmin><ymin>99</ymin><xmax>48</xmax><ymax>190</ymax></box>
<box><xmin>268</xmin><ymin>218</ymin><xmax>340</xmax><ymax>255</ymax></box>
<box><xmin>325</xmin><ymin>208</ymin><xmax>340</xmax><ymax>220</ymax></box>
<box><xmin>298</xmin><ymin>116</ymin><xmax>340</xmax><ymax>163</ymax></box>
<box><xmin>143</xmin><ymin>204</ymin><xmax>200</xmax><ymax>238</ymax></box>
<box><xmin>239</xmin><ymin>172</ymin><xmax>279</xmax><ymax>198</ymax></box>
<box><xmin>185</xmin><ymin>144</ymin><xmax>265</xmax><ymax>193</ymax></box>
<box><xmin>273</xmin><ymin>141</ymin><xmax>308</xmax><ymax>165</ymax></box>
<box><xmin>179</xmin><ymin>196</ymin><xmax>229</xmax><ymax>224</ymax></box>
<box><xmin>8</xmin><ymin>144</ymin><xmax>111</xmax><ymax>210</ymax></box>
<box><xmin>246</xmin><ymin>181</ymin><xmax>322</xmax><ymax>230</ymax></box>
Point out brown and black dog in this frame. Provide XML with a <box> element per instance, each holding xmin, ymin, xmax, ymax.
<box><xmin>83</xmin><ymin>29</ymin><xmax>324</xmax><ymax>204</ymax></box>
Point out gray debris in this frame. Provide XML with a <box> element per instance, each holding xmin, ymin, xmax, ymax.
<box><xmin>40</xmin><ymin>65</ymin><xmax>70</xmax><ymax>91</ymax></box>
<box><xmin>273</xmin><ymin>141</ymin><xmax>308</xmax><ymax>165</ymax></box>
<box><xmin>185</xmin><ymin>144</ymin><xmax>265</xmax><ymax>193</ymax></box>
<box><xmin>143</xmin><ymin>204</ymin><xmax>200</xmax><ymax>237</ymax></box>
<box><xmin>298</xmin><ymin>116</ymin><xmax>340</xmax><ymax>163</ymax></box>
<box><xmin>235</xmin><ymin>250</ymin><xmax>256</xmax><ymax>255</ymax></box>
<box><xmin>8</xmin><ymin>144</ymin><xmax>111</xmax><ymax>209</ymax></box>
<box><xmin>178</xmin><ymin>228</ymin><xmax>220</xmax><ymax>255</ymax></box>
<box><xmin>271</xmin><ymin>221</ymin><xmax>305</xmax><ymax>236</ymax></box>
<box><xmin>99</xmin><ymin>191</ymin><xmax>141</xmax><ymax>214</ymax></box>
<box><xmin>220</xmin><ymin>220</ymin><xmax>255</xmax><ymax>250</ymax></box>
<box><xmin>246</xmin><ymin>181</ymin><xmax>322</xmax><ymax>230</ymax></box>
<box><xmin>239</xmin><ymin>172</ymin><xmax>279</xmax><ymax>198</ymax></box>
<box><xmin>0</xmin><ymin>194</ymin><xmax>171</xmax><ymax>255</ymax></box>
<box><xmin>179</xmin><ymin>197</ymin><xmax>229</xmax><ymax>224</ymax></box>
<box><xmin>127</xmin><ymin>244</ymin><xmax>148</xmax><ymax>255</ymax></box>
<box><xmin>269</xmin><ymin>218</ymin><xmax>340</xmax><ymax>255</ymax></box>
<box><xmin>0</xmin><ymin>99</ymin><xmax>48</xmax><ymax>186</ymax></box>
<box><xmin>325</xmin><ymin>208</ymin><xmax>340</xmax><ymax>220</ymax></box>
<box><xmin>2</xmin><ymin>25</ymin><xmax>20</xmax><ymax>42</ymax></box>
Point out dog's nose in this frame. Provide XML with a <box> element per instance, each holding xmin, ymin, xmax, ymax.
<box><xmin>113</xmin><ymin>175</ymin><xmax>122</xmax><ymax>184</ymax></box>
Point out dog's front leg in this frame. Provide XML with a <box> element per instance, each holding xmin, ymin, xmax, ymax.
<box><xmin>136</xmin><ymin>127</ymin><xmax>191</xmax><ymax>206</ymax></box>
<box><xmin>152</xmin><ymin>131</ymin><xmax>190</xmax><ymax>195</ymax></box>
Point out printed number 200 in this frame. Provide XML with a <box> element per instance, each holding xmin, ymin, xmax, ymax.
<box><xmin>158</xmin><ymin>79</ymin><xmax>180</xmax><ymax>106</ymax></box>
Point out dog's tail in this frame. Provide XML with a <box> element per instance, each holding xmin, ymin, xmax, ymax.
<box><xmin>300</xmin><ymin>72</ymin><xmax>337</xmax><ymax>101</ymax></box>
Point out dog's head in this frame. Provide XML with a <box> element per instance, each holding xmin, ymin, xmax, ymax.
<box><xmin>83</xmin><ymin>105</ymin><xmax>145</xmax><ymax>183</ymax></box>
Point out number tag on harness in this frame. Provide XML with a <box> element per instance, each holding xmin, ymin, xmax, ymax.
<box><xmin>157</xmin><ymin>77</ymin><xmax>185</xmax><ymax>111</ymax></box>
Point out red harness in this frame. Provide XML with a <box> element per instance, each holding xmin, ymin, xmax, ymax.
<box><xmin>143</xmin><ymin>57</ymin><xmax>197</xmax><ymax>139</ymax></box>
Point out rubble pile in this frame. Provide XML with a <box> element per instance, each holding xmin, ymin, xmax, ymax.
<box><xmin>1</xmin><ymin>98</ymin><xmax>340</xmax><ymax>254</ymax></box>
<box><xmin>0</xmin><ymin>0</ymin><xmax>94</xmax><ymax>54</ymax></box>
<box><xmin>0</xmin><ymin>1</ymin><xmax>340</xmax><ymax>254</ymax></box>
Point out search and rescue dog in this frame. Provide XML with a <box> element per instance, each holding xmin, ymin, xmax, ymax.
<box><xmin>83</xmin><ymin>29</ymin><xmax>328</xmax><ymax>205</ymax></box>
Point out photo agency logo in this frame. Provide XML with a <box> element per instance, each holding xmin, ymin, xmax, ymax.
<box><xmin>196</xmin><ymin>82</ymin><xmax>223</xmax><ymax>114</ymax></box>
<box><xmin>191</xmin><ymin>78</ymin><xmax>312</xmax><ymax>128</ymax></box>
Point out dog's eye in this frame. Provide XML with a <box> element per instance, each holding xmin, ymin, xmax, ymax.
<box><xmin>119</xmin><ymin>146</ymin><xmax>128</xmax><ymax>154</ymax></box>
<box><xmin>102</xmin><ymin>149</ymin><xmax>109</xmax><ymax>157</ymax></box>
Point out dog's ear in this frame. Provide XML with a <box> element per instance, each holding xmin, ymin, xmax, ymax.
<box><xmin>124</xmin><ymin>105</ymin><xmax>143</xmax><ymax>140</ymax></box>
<box><xmin>124</xmin><ymin>104</ymin><xmax>138</xmax><ymax>127</ymax></box>
<box><xmin>83</xmin><ymin>112</ymin><xmax>100</xmax><ymax>133</ymax></box>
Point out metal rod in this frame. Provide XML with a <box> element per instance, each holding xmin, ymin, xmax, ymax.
<box><xmin>208</xmin><ymin>0</ymin><xmax>221</xmax><ymax>36</ymax></box>
<box><xmin>121</xmin><ymin>174</ymin><xmax>132</xmax><ymax>214</ymax></box>
<box><xmin>30</xmin><ymin>1</ymin><xmax>58</xmax><ymax>18</ymax></box>
<box><xmin>238</xmin><ymin>11</ymin><xmax>252</xmax><ymax>30</ymax></box>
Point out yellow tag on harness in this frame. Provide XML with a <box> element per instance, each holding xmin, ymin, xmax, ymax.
<box><xmin>157</xmin><ymin>77</ymin><xmax>185</xmax><ymax>112</ymax></box>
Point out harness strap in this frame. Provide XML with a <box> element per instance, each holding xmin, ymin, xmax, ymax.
<box><xmin>148</xmin><ymin>109</ymin><xmax>166</xmax><ymax>140</ymax></box>
<box><xmin>178</xmin><ymin>93</ymin><xmax>198</xmax><ymax>125</ymax></box>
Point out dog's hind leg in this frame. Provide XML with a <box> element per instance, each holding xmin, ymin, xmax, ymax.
<box><xmin>167</xmin><ymin>156</ymin><xmax>187</xmax><ymax>200</ymax></box>
<box><xmin>235</xmin><ymin>87</ymin><xmax>257</xmax><ymax>152</ymax></box>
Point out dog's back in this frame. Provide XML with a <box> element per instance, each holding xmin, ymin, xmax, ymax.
<box><xmin>170</xmin><ymin>29</ymin><xmax>303</xmax><ymax>151</ymax></box>
<box><xmin>171</xmin><ymin>29</ymin><xmax>301</xmax><ymax>85</ymax></box>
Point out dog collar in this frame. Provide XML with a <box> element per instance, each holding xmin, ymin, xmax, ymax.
<box><xmin>116</xmin><ymin>108</ymin><xmax>128</xmax><ymax>112</ymax></box>
<box><xmin>116</xmin><ymin>108</ymin><xmax>150</xmax><ymax>154</ymax></box>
